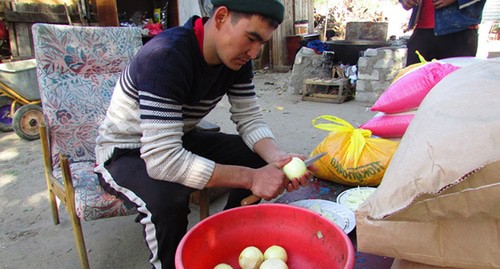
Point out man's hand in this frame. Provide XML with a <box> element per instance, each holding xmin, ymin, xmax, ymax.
<box><xmin>401</xmin><ymin>0</ymin><xmax>420</xmax><ymax>10</ymax></box>
<box><xmin>249</xmin><ymin>156</ymin><xmax>315</xmax><ymax>200</ymax></box>
<box><xmin>249</xmin><ymin>158</ymin><xmax>291</xmax><ymax>200</ymax></box>
<box><xmin>284</xmin><ymin>156</ymin><xmax>317</xmax><ymax>192</ymax></box>
<box><xmin>432</xmin><ymin>0</ymin><xmax>456</xmax><ymax>9</ymax></box>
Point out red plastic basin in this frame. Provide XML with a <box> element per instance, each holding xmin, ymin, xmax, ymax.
<box><xmin>175</xmin><ymin>203</ymin><xmax>355</xmax><ymax>269</ymax></box>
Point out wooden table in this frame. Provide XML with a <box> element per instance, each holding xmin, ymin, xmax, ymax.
<box><xmin>274</xmin><ymin>179</ymin><xmax>394</xmax><ymax>269</ymax></box>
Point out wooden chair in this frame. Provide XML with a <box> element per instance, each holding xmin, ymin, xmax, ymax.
<box><xmin>32</xmin><ymin>23</ymin><xmax>216</xmax><ymax>269</ymax></box>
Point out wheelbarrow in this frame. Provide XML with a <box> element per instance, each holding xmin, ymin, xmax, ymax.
<box><xmin>0</xmin><ymin>58</ymin><xmax>44</xmax><ymax>140</ymax></box>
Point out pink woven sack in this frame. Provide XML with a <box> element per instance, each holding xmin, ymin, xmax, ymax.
<box><xmin>360</xmin><ymin>111</ymin><xmax>415</xmax><ymax>138</ymax></box>
<box><xmin>371</xmin><ymin>62</ymin><xmax>460</xmax><ymax>113</ymax></box>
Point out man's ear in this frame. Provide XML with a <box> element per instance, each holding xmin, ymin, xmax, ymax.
<box><xmin>213</xmin><ymin>6</ymin><xmax>229</xmax><ymax>30</ymax></box>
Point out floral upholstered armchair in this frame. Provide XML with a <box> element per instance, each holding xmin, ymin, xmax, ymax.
<box><xmin>32</xmin><ymin>23</ymin><xmax>143</xmax><ymax>269</ymax></box>
<box><xmin>33</xmin><ymin>23</ymin><xmax>222</xmax><ymax>269</ymax></box>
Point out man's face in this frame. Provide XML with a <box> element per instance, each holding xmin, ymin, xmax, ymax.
<box><xmin>216</xmin><ymin>14</ymin><xmax>275</xmax><ymax>71</ymax></box>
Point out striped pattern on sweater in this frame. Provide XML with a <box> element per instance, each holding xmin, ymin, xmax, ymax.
<box><xmin>96</xmin><ymin>61</ymin><xmax>274</xmax><ymax>190</ymax></box>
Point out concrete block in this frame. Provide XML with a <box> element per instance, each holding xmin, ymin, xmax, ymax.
<box><xmin>358</xmin><ymin>69</ymin><xmax>380</xmax><ymax>80</ymax></box>
<box><xmin>377</xmin><ymin>49</ymin><xmax>391</xmax><ymax>58</ymax></box>
<box><xmin>371</xmin><ymin>80</ymin><xmax>391</xmax><ymax>93</ymax></box>
<box><xmin>358</xmin><ymin>57</ymin><xmax>368</xmax><ymax>68</ymax></box>
<box><xmin>356</xmin><ymin>79</ymin><xmax>367</xmax><ymax>92</ymax></box>
<box><xmin>384</xmin><ymin>67</ymin><xmax>401</xmax><ymax>81</ymax></box>
<box><xmin>288</xmin><ymin>47</ymin><xmax>322</xmax><ymax>95</ymax></box>
<box><xmin>364</xmin><ymin>48</ymin><xmax>379</xmax><ymax>57</ymax></box>
<box><xmin>394</xmin><ymin>48</ymin><xmax>407</xmax><ymax>59</ymax></box>
<box><xmin>374</xmin><ymin>58</ymin><xmax>395</xmax><ymax>69</ymax></box>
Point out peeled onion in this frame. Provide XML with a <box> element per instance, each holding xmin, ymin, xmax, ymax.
<box><xmin>263</xmin><ymin>245</ymin><xmax>288</xmax><ymax>262</ymax></box>
<box><xmin>282</xmin><ymin>157</ymin><xmax>307</xmax><ymax>180</ymax></box>
<box><xmin>259</xmin><ymin>258</ymin><xmax>289</xmax><ymax>269</ymax></box>
<box><xmin>213</xmin><ymin>263</ymin><xmax>233</xmax><ymax>269</ymax></box>
<box><xmin>239</xmin><ymin>246</ymin><xmax>264</xmax><ymax>269</ymax></box>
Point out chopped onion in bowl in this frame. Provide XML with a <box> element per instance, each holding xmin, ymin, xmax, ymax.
<box><xmin>343</xmin><ymin>187</ymin><xmax>376</xmax><ymax>211</ymax></box>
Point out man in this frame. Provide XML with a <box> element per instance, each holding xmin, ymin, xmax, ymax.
<box><xmin>94</xmin><ymin>0</ymin><xmax>314</xmax><ymax>268</ymax></box>
<box><xmin>401</xmin><ymin>0</ymin><xmax>486</xmax><ymax>66</ymax></box>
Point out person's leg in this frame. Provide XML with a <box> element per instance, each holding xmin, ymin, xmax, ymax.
<box><xmin>182</xmin><ymin>130</ymin><xmax>267</xmax><ymax>209</ymax></box>
<box><xmin>96</xmin><ymin>131</ymin><xmax>267</xmax><ymax>268</ymax></box>
<box><xmin>97</xmin><ymin>148</ymin><xmax>193</xmax><ymax>269</ymax></box>
<box><xmin>406</xmin><ymin>28</ymin><xmax>437</xmax><ymax>66</ymax></box>
<box><xmin>436</xmin><ymin>29</ymin><xmax>478</xmax><ymax>59</ymax></box>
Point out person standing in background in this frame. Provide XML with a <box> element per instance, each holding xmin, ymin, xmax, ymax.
<box><xmin>401</xmin><ymin>0</ymin><xmax>486</xmax><ymax>66</ymax></box>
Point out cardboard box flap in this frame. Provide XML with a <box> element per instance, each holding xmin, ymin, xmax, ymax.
<box><xmin>356</xmin><ymin>161</ymin><xmax>500</xmax><ymax>268</ymax></box>
<box><xmin>385</xmin><ymin>161</ymin><xmax>500</xmax><ymax>221</ymax></box>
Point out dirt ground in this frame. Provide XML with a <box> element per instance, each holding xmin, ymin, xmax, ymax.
<box><xmin>0</xmin><ymin>70</ymin><xmax>376</xmax><ymax>269</ymax></box>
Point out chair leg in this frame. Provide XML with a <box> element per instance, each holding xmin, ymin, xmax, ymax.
<box><xmin>59</xmin><ymin>155</ymin><xmax>90</xmax><ymax>269</ymax></box>
<box><xmin>199</xmin><ymin>189</ymin><xmax>210</xmax><ymax>220</ymax></box>
<box><xmin>47</xmin><ymin>185</ymin><xmax>60</xmax><ymax>225</ymax></box>
<box><xmin>67</xmin><ymin>206</ymin><xmax>90</xmax><ymax>269</ymax></box>
<box><xmin>40</xmin><ymin>124</ymin><xmax>60</xmax><ymax>225</ymax></box>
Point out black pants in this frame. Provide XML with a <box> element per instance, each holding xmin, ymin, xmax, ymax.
<box><xmin>97</xmin><ymin>130</ymin><xmax>266</xmax><ymax>269</ymax></box>
<box><xmin>406</xmin><ymin>28</ymin><xmax>478</xmax><ymax>66</ymax></box>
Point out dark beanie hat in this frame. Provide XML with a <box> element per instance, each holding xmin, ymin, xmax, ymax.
<box><xmin>211</xmin><ymin>0</ymin><xmax>285</xmax><ymax>24</ymax></box>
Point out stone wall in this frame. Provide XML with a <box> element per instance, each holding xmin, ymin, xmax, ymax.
<box><xmin>288</xmin><ymin>45</ymin><xmax>408</xmax><ymax>103</ymax></box>
<box><xmin>288</xmin><ymin>47</ymin><xmax>323</xmax><ymax>95</ymax></box>
<box><xmin>355</xmin><ymin>47</ymin><xmax>407</xmax><ymax>103</ymax></box>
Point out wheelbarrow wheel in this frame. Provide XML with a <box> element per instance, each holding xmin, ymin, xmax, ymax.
<box><xmin>12</xmin><ymin>104</ymin><xmax>44</xmax><ymax>141</ymax></box>
<box><xmin>0</xmin><ymin>96</ymin><xmax>19</xmax><ymax>132</ymax></box>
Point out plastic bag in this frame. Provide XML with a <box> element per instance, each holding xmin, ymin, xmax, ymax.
<box><xmin>310</xmin><ymin>115</ymin><xmax>399</xmax><ymax>186</ymax></box>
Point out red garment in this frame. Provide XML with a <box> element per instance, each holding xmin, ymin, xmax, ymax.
<box><xmin>193</xmin><ymin>18</ymin><xmax>204</xmax><ymax>56</ymax></box>
<box><xmin>144</xmin><ymin>22</ymin><xmax>163</xmax><ymax>36</ymax></box>
<box><xmin>0</xmin><ymin>20</ymin><xmax>8</xmax><ymax>40</ymax></box>
<box><xmin>416</xmin><ymin>0</ymin><xmax>434</xmax><ymax>29</ymax></box>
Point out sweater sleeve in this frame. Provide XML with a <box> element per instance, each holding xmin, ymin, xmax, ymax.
<box><xmin>131</xmin><ymin>35</ymin><xmax>215</xmax><ymax>190</ymax></box>
<box><xmin>226</xmin><ymin>65</ymin><xmax>275</xmax><ymax>150</ymax></box>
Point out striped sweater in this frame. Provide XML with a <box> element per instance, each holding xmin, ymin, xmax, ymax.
<box><xmin>95</xmin><ymin>17</ymin><xmax>274</xmax><ymax>190</ymax></box>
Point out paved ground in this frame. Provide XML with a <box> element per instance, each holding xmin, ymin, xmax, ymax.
<box><xmin>0</xmin><ymin>70</ymin><xmax>377</xmax><ymax>269</ymax></box>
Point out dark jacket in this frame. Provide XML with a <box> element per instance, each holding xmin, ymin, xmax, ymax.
<box><xmin>404</xmin><ymin>0</ymin><xmax>486</xmax><ymax>35</ymax></box>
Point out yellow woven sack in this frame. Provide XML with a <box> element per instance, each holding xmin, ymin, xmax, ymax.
<box><xmin>391</xmin><ymin>50</ymin><xmax>428</xmax><ymax>83</ymax></box>
<box><xmin>310</xmin><ymin>115</ymin><xmax>399</xmax><ymax>186</ymax></box>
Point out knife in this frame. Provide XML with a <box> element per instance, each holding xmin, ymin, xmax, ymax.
<box><xmin>303</xmin><ymin>152</ymin><xmax>326</xmax><ymax>167</ymax></box>
<box><xmin>240</xmin><ymin>152</ymin><xmax>327</xmax><ymax>206</ymax></box>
